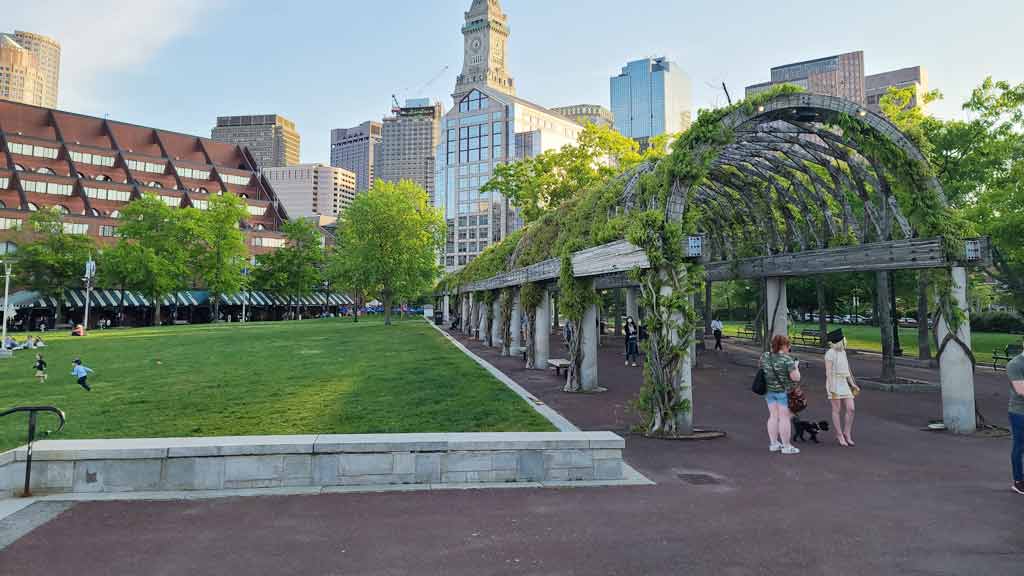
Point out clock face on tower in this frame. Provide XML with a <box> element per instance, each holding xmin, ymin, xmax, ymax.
<box><xmin>469</xmin><ymin>36</ymin><xmax>482</xmax><ymax>54</ymax></box>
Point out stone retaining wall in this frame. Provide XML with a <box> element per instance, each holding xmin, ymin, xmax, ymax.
<box><xmin>0</xmin><ymin>432</ymin><xmax>625</xmax><ymax>497</ymax></box>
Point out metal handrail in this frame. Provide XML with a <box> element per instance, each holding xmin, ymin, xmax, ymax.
<box><xmin>0</xmin><ymin>406</ymin><xmax>66</xmax><ymax>497</ymax></box>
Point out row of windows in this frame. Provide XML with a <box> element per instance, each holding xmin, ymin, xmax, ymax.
<box><xmin>0</xmin><ymin>177</ymin><xmax>7</xmax><ymax>189</ymax></box>
<box><xmin>63</xmin><ymin>222</ymin><xmax>89</xmax><ymax>235</ymax></box>
<box><xmin>222</xmin><ymin>173</ymin><xmax>251</xmax><ymax>186</ymax></box>
<box><xmin>178</xmin><ymin>166</ymin><xmax>210</xmax><ymax>181</ymax></box>
<box><xmin>22</xmin><ymin>180</ymin><xmax>72</xmax><ymax>196</ymax></box>
<box><xmin>458</xmin><ymin>90</ymin><xmax>490</xmax><ymax>113</ymax></box>
<box><xmin>70</xmin><ymin>151</ymin><xmax>116</xmax><ymax>167</ymax></box>
<box><xmin>84</xmin><ymin>187</ymin><xmax>131</xmax><ymax>202</ymax></box>
<box><xmin>247</xmin><ymin>204</ymin><xmax>266</xmax><ymax>216</ymax></box>
<box><xmin>0</xmin><ymin>218</ymin><xmax>22</xmax><ymax>230</ymax></box>
<box><xmin>126</xmin><ymin>159</ymin><xmax>165</xmax><ymax>174</ymax></box>
<box><xmin>100</xmin><ymin>225</ymin><xmax>117</xmax><ymax>237</ymax></box>
<box><xmin>191</xmin><ymin>199</ymin><xmax>208</xmax><ymax>210</ymax></box>
<box><xmin>9</xmin><ymin>142</ymin><xmax>59</xmax><ymax>159</ymax></box>
<box><xmin>159</xmin><ymin>196</ymin><xmax>181</xmax><ymax>208</ymax></box>
<box><xmin>251</xmin><ymin>237</ymin><xmax>284</xmax><ymax>248</ymax></box>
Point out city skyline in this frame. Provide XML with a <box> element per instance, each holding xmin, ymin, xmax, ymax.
<box><xmin>6</xmin><ymin>0</ymin><xmax>1022</xmax><ymax>165</ymax></box>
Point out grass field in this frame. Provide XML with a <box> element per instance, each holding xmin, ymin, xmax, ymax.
<box><xmin>720</xmin><ymin>321</ymin><xmax>1022</xmax><ymax>363</ymax></box>
<box><xmin>0</xmin><ymin>318</ymin><xmax>554</xmax><ymax>452</ymax></box>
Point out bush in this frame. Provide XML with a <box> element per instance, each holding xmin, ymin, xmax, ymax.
<box><xmin>970</xmin><ymin>310</ymin><xmax>1024</xmax><ymax>334</ymax></box>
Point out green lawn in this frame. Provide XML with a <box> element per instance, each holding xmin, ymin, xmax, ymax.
<box><xmin>0</xmin><ymin>318</ymin><xmax>554</xmax><ymax>452</ymax></box>
<box><xmin>721</xmin><ymin>321</ymin><xmax>1022</xmax><ymax>363</ymax></box>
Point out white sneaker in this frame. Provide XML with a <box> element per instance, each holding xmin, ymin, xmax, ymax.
<box><xmin>624</xmin><ymin>361</ymin><xmax>629</xmax><ymax>366</ymax></box>
<box><xmin>769</xmin><ymin>442</ymin><xmax>782</xmax><ymax>452</ymax></box>
<box><xmin>781</xmin><ymin>445</ymin><xmax>800</xmax><ymax>455</ymax></box>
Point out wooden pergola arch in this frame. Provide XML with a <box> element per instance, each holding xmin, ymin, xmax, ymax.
<box><xmin>445</xmin><ymin>92</ymin><xmax>985</xmax><ymax>434</ymax></box>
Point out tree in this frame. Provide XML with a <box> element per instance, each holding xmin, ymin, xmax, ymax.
<box><xmin>481</xmin><ymin>123</ymin><xmax>643</xmax><ymax>222</ymax></box>
<box><xmin>193</xmin><ymin>194</ymin><xmax>248</xmax><ymax>322</ymax></box>
<box><xmin>15</xmin><ymin>207</ymin><xmax>95</xmax><ymax>324</ymax></box>
<box><xmin>251</xmin><ymin>218</ymin><xmax>323</xmax><ymax>317</ymax></box>
<box><xmin>328</xmin><ymin>179</ymin><xmax>445</xmax><ymax>325</ymax></box>
<box><xmin>116</xmin><ymin>194</ymin><xmax>197</xmax><ymax>326</ymax></box>
<box><xmin>98</xmin><ymin>242</ymin><xmax>142</xmax><ymax>326</ymax></box>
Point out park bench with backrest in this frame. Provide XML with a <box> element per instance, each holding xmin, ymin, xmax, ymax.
<box><xmin>547</xmin><ymin>358</ymin><xmax>571</xmax><ymax>376</ymax></box>
<box><xmin>736</xmin><ymin>325</ymin><xmax>757</xmax><ymax>341</ymax></box>
<box><xmin>793</xmin><ymin>329</ymin><xmax>824</xmax><ymax>347</ymax></box>
<box><xmin>993</xmin><ymin>343</ymin><xmax>1023</xmax><ymax>370</ymax></box>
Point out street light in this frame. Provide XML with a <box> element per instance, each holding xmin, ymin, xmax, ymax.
<box><xmin>82</xmin><ymin>256</ymin><xmax>96</xmax><ymax>334</ymax></box>
<box><xmin>0</xmin><ymin>261</ymin><xmax>12</xmax><ymax>359</ymax></box>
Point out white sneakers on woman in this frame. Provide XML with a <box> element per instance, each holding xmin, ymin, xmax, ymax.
<box><xmin>769</xmin><ymin>442</ymin><xmax>782</xmax><ymax>452</ymax></box>
<box><xmin>781</xmin><ymin>445</ymin><xmax>801</xmax><ymax>455</ymax></box>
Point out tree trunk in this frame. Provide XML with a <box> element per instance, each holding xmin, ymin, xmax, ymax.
<box><xmin>152</xmin><ymin>298</ymin><xmax>161</xmax><ymax>327</ymax></box>
<box><xmin>119</xmin><ymin>285</ymin><xmax>126</xmax><ymax>327</ymax></box>
<box><xmin>55</xmin><ymin>299</ymin><xmax>64</xmax><ymax>326</ymax></box>
<box><xmin>212</xmin><ymin>295</ymin><xmax>220</xmax><ymax>324</ymax></box>
<box><xmin>917</xmin><ymin>272</ymin><xmax>931</xmax><ymax>361</ymax></box>
<box><xmin>383</xmin><ymin>290</ymin><xmax>392</xmax><ymax>326</ymax></box>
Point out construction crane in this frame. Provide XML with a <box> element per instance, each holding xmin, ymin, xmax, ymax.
<box><xmin>392</xmin><ymin>65</ymin><xmax>450</xmax><ymax>113</ymax></box>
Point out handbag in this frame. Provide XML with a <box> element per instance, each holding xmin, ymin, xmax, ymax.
<box><xmin>787</xmin><ymin>385</ymin><xmax>808</xmax><ymax>413</ymax></box>
<box><xmin>752</xmin><ymin>368</ymin><xmax>767</xmax><ymax>395</ymax></box>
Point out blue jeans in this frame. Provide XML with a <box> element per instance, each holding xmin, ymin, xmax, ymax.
<box><xmin>1011</xmin><ymin>412</ymin><xmax>1024</xmax><ymax>482</ymax></box>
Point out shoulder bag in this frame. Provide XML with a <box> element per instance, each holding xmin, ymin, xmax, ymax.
<box><xmin>752</xmin><ymin>352</ymin><xmax>768</xmax><ymax>395</ymax></box>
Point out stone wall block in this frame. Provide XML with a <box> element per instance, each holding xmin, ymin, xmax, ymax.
<box><xmin>340</xmin><ymin>453</ymin><xmax>394</xmax><ymax>476</ymax></box>
<box><xmin>414</xmin><ymin>454</ymin><xmax>441</xmax><ymax>483</ymax></box>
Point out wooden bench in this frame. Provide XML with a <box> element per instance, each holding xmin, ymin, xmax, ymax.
<box><xmin>993</xmin><ymin>343</ymin><xmax>1023</xmax><ymax>370</ymax></box>
<box><xmin>547</xmin><ymin>358</ymin><xmax>571</xmax><ymax>376</ymax></box>
<box><xmin>735</xmin><ymin>325</ymin><xmax>757</xmax><ymax>341</ymax></box>
<box><xmin>793</xmin><ymin>329</ymin><xmax>824</xmax><ymax>346</ymax></box>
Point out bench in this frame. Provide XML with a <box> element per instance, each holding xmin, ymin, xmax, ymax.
<box><xmin>993</xmin><ymin>343</ymin><xmax>1023</xmax><ymax>370</ymax></box>
<box><xmin>547</xmin><ymin>358</ymin><xmax>571</xmax><ymax>376</ymax></box>
<box><xmin>793</xmin><ymin>329</ymin><xmax>824</xmax><ymax>346</ymax></box>
<box><xmin>736</xmin><ymin>325</ymin><xmax>757</xmax><ymax>341</ymax></box>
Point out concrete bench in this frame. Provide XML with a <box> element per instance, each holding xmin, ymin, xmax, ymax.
<box><xmin>548</xmin><ymin>358</ymin><xmax>571</xmax><ymax>376</ymax></box>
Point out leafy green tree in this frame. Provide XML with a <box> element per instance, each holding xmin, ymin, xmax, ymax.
<box><xmin>98</xmin><ymin>242</ymin><xmax>142</xmax><ymax>325</ymax></box>
<box><xmin>194</xmin><ymin>194</ymin><xmax>248</xmax><ymax>321</ymax></box>
<box><xmin>15</xmin><ymin>207</ymin><xmax>95</xmax><ymax>324</ymax></box>
<box><xmin>116</xmin><ymin>194</ymin><xmax>197</xmax><ymax>325</ymax></box>
<box><xmin>252</xmin><ymin>218</ymin><xmax>324</xmax><ymax>316</ymax></box>
<box><xmin>482</xmin><ymin>123</ymin><xmax>643</xmax><ymax>222</ymax></box>
<box><xmin>328</xmin><ymin>179</ymin><xmax>445</xmax><ymax>325</ymax></box>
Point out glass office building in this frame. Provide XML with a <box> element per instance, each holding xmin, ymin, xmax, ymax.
<box><xmin>610</xmin><ymin>57</ymin><xmax>692</xmax><ymax>142</ymax></box>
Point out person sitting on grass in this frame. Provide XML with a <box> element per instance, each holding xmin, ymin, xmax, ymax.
<box><xmin>34</xmin><ymin>353</ymin><xmax>47</xmax><ymax>383</ymax></box>
<box><xmin>71</xmin><ymin>358</ymin><xmax>93</xmax><ymax>391</ymax></box>
<box><xmin>32</xmin><ymin>336</ymin><xmax>45</xmax><ymax>348</ymax></box>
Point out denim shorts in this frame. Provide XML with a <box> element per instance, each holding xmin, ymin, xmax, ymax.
<box><xmin>765</xmin><ymin>391</ymin><xmax>788</xmax><ymax>405</ymax></box>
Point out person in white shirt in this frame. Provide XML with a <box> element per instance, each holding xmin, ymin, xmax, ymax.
<box><xmin>824</xmin><ymin>329</ymin><xmax>861</xmax><ymax>446</ymax></box>
<box><xmin>710</xmin><ymin>318</ymin><xmax>724</xmax><ymax>351</ymax></box>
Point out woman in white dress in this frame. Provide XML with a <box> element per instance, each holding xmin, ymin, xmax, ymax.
<box><xmin>825</xmin><ymin>329</ymin><xmax>861</xmax><ymax>446</ymax></box>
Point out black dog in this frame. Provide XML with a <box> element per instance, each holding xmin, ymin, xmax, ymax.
<box><xmin>791</xmin><ymin>417</ymin><xmax>830</xmax><ymax>443</ymax></box>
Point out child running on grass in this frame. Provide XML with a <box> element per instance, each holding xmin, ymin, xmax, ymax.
<box><xmin>34</xmin><ymin>353</ymin><xmax>47</xmax><ymax>383</ymax></box>
<box><xmin>71</xmin><ymin>358</ymin><xmax>93</xmax><ymax>391</ymax></box>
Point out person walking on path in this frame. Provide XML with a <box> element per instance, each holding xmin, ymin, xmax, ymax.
<box><xmin>1006</xmin><ymin>350</ymin><xmax>1024</xmax><ymax>495</ymax></box>
<box><xmin>624</xmin><ymin>316</ymin><xmax>640</xmax><ymax>367</ymax></box>
<box><xmin>824</xmin><ymin>329</ymin><xmax>861</xmax><ymax>447</ymax></box>
<box><xmin>71</xmin><ymin>358</ymin><xmax>93</xmax><ymax>391</ymax></box>
<box><xmin>760</xmin><ymin>334</ymin><xmax>803</xmax><ymax>455</ymax></box>
<box><xmin>711</xmin><ymin>318</ymin><xmax>724</xmax><ymax>351</ymax></box>
<box><xmin>33</xmin><ymin>353</ymin><xmax>47</xmax><ymax>383</ymax></box>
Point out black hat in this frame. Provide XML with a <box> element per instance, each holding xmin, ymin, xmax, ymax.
<box><xmin>827</xmin><ymin>329</ymin><xmax>844</xmax><ymax>344</ymax></box>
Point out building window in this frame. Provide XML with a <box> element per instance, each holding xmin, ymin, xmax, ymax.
<box><xmin>0</xmin><ymin>177</ymin><xmax>7</xmax><ymax>190</ymax></box>
<box><xmin>247</xmin><ymin>204</ymin><xmax>266</xmax><ymax>216</ymax></box>
<box><xmin>27</xmin><ymin>203</ymin><xmax>39</xmax><ymax>211</ymax></box>
<box><xmin>88</xmin><ymin>208</ymin><xmax>101</xmax><ymax>217</ymax></box>
<box><xmin>251</xmin><ymin>236</ymin><xmax>285</xmax><ymax>248</ymax></box>
<box><xmin>110</xmin><ymin>210</ymin><xmax>121</xmax><ymax>218</ymax></box>
<box><xmin>177</xmin><ymin>166</ymin><xmax>210</xmax><ymax>181</ymax></box>
<box><xmin>84</xmin><ymin>187</ymin><xmax>131</xmax><ymax>202</ymax></box>
<box><xmin>22</xmin><ymin>180</ymin><xmax>72</xmax><ymax>196</ymax></box>
<box><xmin>0</xmin><ymin>241</ymin><xmax>16</xmax><ymax>255</ymax></box>
<box><xmin>126</xmin><ymin>159</ymin><xmax>165</xmax><ymax>173</ymax></box>
<box><xmin>222</xmin><ymin>173</ymin><xmax>251</xmax><ymax>186</ymax></box>
<box><xmin>0</xmin><ymin>218</ymin><xmax>22</xmax><ymax>230</ymax></box>
<box><xmin>8</xmin><ymin>142</ymin><xmax>59</xmax><ymax>159</ymax></box>
<box><xmin>100</xmin><ymin>225</ymin><xmax>116</xmax><ymax>237</ymax></box>
<box><xmin>191</xmin><ymin>199</ymin><xmax>208</xmax><ymax>210</ymax></box>
<box><xmin>62</xmin><ymin>222</ymin><xmax>88</xmax><ymax>235</ymax></box>
<box><xmin>35</xmin><ymin>167</ymin><xmax>57</xmax><ymax>175</ymax></box>
<box><xmin>70</xmin><ymin>151</ymin><xmax>115</xmax><ymax>167</ymax></box>
<box><xmin>159</xmin><ymin>195</ymin><xmax>180</xmax><ymax>208</ymax></box>
<box><xmin>458</xmin><ymin>90</ymin><xmax>489</xmax><ymax>113</ymax></box>
<box><xmin>147</xmin><ymin>181</ymin><xmax>163</xmax><ymax>188</ymax></box>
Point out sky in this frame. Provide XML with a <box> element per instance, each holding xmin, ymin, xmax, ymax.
<box><xmin>8</xmin><ymin>0</ymin><xmax>1024</xmax><ymax>164</ymax></box>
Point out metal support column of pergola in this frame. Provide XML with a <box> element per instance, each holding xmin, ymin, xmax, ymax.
<box><xmin>443</xmin><ymin>92</ymin><xmax>991</xmax><ymax>434</ymax></box>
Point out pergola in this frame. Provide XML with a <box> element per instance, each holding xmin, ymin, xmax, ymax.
<box><xmin>443</xmin><ymin>92</ymin><xmax>987</xmax><ymax>434</ymax></box>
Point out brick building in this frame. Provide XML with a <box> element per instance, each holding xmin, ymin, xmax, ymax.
<box><xmin>0</xmin><ymin>99</ymin><xmax>289</xmax><ymax>256</ymax></box>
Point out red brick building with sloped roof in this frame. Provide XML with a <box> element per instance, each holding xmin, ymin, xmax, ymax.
<box><xmin>0</xmin><ymin>99</ymin><xmax>290</xmax><ymax>256</ymax></box>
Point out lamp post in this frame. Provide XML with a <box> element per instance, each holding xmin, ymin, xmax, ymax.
<box><xmin>241</xmin><ymin>266</ymin><xmax>249</xmax><ymax>324</ymax></box>
<box><xmin>82</xmin><ymin>256</ymin><xmax>96</xmax><ymax>333</ymax></box>
<box><xmin>0</xmin><ymin>261</ymin><xmax>12</xmax><ymax>358</ymax></box>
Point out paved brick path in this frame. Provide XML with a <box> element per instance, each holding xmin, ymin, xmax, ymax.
<box><xmin>1</xmin><ymin>329</ymin><xmax>1021</xmax><ymax>575</ymax></box>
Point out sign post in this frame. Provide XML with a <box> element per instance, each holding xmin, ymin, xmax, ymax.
<box><xmin>82</xmin><ymin>257</ymin><xmax>96</xmax><ymax>333</ymax></box>
<box><xmin>0</xmin><ymin>261</ymin><xmax>13</xmax><ymax>358</ymax></box>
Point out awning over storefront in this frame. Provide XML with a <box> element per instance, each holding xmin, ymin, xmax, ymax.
<box><xmin>7</xmin><ymin>289</ymin><xmax>354</xmax><ymax>310</ymax></box>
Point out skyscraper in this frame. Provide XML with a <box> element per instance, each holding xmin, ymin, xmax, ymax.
<box><xmin>551</xmin><ymin>104</ymin><xmax>614</xmax><ymax>129</ymax></box>
<box><xmin>380</xmin><ymin>98</ymin><xmax>443</xmax><ymax>204</ymax></box>
<box><xmin>211</xmin><ymin>115</ymin><xmax>300</xmax><ymax>169</ymax></box>
<box><xmin>866</xmin><ymin>66</ymin><xmax>928</xmax><ymax>114</ymax></box>
<box><xmin>0</xmin><ymin>30</ymin><xmax>60</xmax><ymax>109</ymax></box>
<box><xmin>437</xmin><ymin>0</ymin><xmax>583</xmax><ymax>272</ymax></box>
<box><xmin>746</xmin><ymin>51</ymin><xmax>865</xmax><ymax>104</ymax></box>
<box><xmin>610</xmin><ymin>57</ymin><xmax>692</xmax><ymax>146</ymax></box>
<box><xmin>330</xmin><ymin>121</ymin><xmax>382</xmax><ymax>193</ymax></box>
<box><xmin>263</xmin><ymin>163</ymin><xmax>357</xmax><ymax>219</ymax></box>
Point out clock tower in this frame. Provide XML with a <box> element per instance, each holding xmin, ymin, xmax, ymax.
<box><xmin>453</xmin><ymin>0</ymin><xmax>514</xmax><ymax>101</ymax></box>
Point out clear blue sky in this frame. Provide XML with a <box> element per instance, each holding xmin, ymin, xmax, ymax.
<box><xmin>10</xmin><ymin>0</ymin><xmax>1023</xmax><ymax>164</ymax></box>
